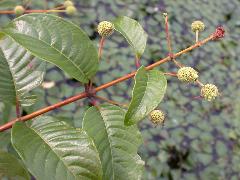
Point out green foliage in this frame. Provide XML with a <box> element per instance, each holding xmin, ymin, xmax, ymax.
<box><xmin>83</xmin><ymin>104</ymin><xmax>144</xmax><ymax>180</ymax></box>
<box><xmin>11</xmin><ymin>116</ymin><xmax>102</xmax><ymax>180</ymax></box>
<box><xmin>0</xmin><ymin>0</ymin><xmax>239</xmax><ymax>179</ymax></box>
<box><xmin>125</xmin><ymin>66</ymin><xmax>167</xmax><ymax>125</ymax></box>
<box><xmin>113</xmin><ymin>16</ymin><xmax>148</xmax><ymax>58</ymax></box>
<box><xmin>0</xmin><ymin>37</ymin><xmax>45</xmax><ymax>106</ymax></box>
<box><xmin>0</xmin><ymin>150</ymin><xmax>30</xmax><ymax>180</ymax></box>
<box><xmin>2</xmin><ymin>14</ymin><xmax>99</xmax><ymax>83</ymax></box>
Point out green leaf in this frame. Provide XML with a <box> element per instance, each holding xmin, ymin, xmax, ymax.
<box><xmin>0</xmin><ymin>36</ymin><xmax>45</xmax><ymax>106</ymax></box>
<box><xmin>83</xmin><ymin>104</ymin><xmax>144</xmax><ymax>180</ymax></box>
<box><xmin>11</xmin><ymin>116</ymin><xmax>102</xmax><ymax>180</ymax></box>
<box><xmin>0</xmin><ymin>103</ymin><xmax>12</xmax><ymax>125</ymax></box>
<box><xmin>113</xmin><ymin>16</ymin><xmax>147</xmax><ymax>58</ymax></box>
<box><xmin>125</xmin><ymin>66</ymin><xmax>167</xmax><ymax>125</ymax></box>
<box><xmin>2</xmin><ymin>13</ymin><xmax>98</xmax><ymax>83</ymax></box>
<box><xmin>0</xmin><ymin>150</ymin><xmax>30</xmax><ymax>180</ymax></box>
<box><xmin>0</xmin><ymin>132</ymin><xmax>11</xmax><ymax>150</ymax></box>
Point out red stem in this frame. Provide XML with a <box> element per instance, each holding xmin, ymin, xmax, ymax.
<box><xmin>0</xmin><ymin>35</ymin><xmax>214</xmax><ymax>132</ymax></box>
<box><xmin>98</xmin><ymin>37</ymin><xmax>105</xmax><ymax>60</ymax></box>
<box><xmin>164</xmin><ymin>14</ymin><xmax>172</xmax><ymax>53</ymax></box>
<box><xmin>15</xmin><ymin>98</ymin><xmax>21</xmax><ymax>118</ymax></box>
<box><xmin>135</xmin><ymin>55</ymin><xmax>141</xmax><ymax>69</ymax></box>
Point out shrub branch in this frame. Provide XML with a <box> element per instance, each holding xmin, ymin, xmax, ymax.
<box><xmin>0</xmin><ymin>33</ymin><xmax>215</xmax><ymax>132</ymax></box>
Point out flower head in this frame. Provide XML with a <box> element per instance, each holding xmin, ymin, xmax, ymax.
<box><xmin>97</xmin><ymin>21</ymin><xmax>115</xmax><ymax>37</ymax></box>
<box><xmin>150</xmin><ymin>110</ymin><xmax>165</xmax><ymax>125</ymax></box>
<box><xmin>191</xmin><ymin>21</ymin><xmax>205</xmax><ymax>32</ymax></box>
<box><xmin>201</xmin><ymin>84</ymin><xmax>219</xmax><ymax>101</ymax></box>
<box><xmin>177</xmin><ymin>67</ymin><xmax>198</xmax><ymax>83</ymax></box>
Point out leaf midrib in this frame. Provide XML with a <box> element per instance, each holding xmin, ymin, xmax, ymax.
<box><xmin>4</xmin><ymin>30</ymin><xmax>88</xmax><ymax>82</ymax></box>
<box><xmin>98</xmin><ymin>109</ymin><xmax>116</xmax><ymax>179</ymax></box>
<box><xmin>28</xmin><ymin>124</ymin><xmax>78</xmax><ymax>180</ymax></box>
<box><xmin>131</xmin><ymin>73</ymin><xmax>150</xmax><ymax>120</ymax></box>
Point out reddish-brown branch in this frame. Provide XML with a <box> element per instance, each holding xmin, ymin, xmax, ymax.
<box><xmin>135</xmin><ymin>55</ymin><xmax>141</xmax><ymax>69</ymax></box>
<box><xmin>164</xmin><ymin>13</ymin><xmax>184</xmax><ymax>68</ymax></box>
<box><xmin>15</xmin><ymin>98</ymin><xmax>21</xmax><ymax>118</ymax></box>
<box><xmin>164</xmin><ymin>14</ymin><xmax>172</xmax><ymax>53</ymax></box>
<box><xmin>0</xmin><ymin>34</ymin><xmax>214</xmax><ymax>132</ymax></box>
<box><xmin>98</xmin><ymin>37</ymin><xmax>105</xmax><ymax>60</ymax></box>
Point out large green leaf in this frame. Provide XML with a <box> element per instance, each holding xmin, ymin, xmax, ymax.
<box><xmin>11</xmin><ymin>116</ymin><xmax>102</xmax><ymax>180</ymax></box>
<box><xmin>2</xmin><ymin>13</ymin><xmax>98</xmax><ymax>83</ymax></box>
<box><xmin>125</xmin><ymin>66</ymin><xmax>167</xmax><ymax>125</ymax></box>
<box><xmin>83</xmin><ymin>104</ymin><xmax>144</xmax><ymax>180</ymax></box>
<box><xmin>0</xmin><ymin>37</ymin><xmax>45</xmax><ymax>106</ymax></box>
<box><xmin>0</xmin><ymin>132</ymin><xmax>11</xmax><ymax>150</ymax></box>
<box><xmin>113</xmin><ymin>16</ymin><xmax>147</xmax><ymax>58</ymax></box>
<box><xmin>0</xmin><ymin>150</ymin><xmax>30</xmax><ymax>180</ymax></box>
<box><xmin>0</xmin><ymin>103</ymin><xmax>12</xmax><ymax>125</ymax></box>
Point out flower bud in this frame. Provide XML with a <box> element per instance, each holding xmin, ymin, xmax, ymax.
<box><xmin>66</xmin><ymin>6</ymin><xmax>77</xmax><ymax>15</ymax></box>
<box><xmin>64</xmin><ymin>0</ymin><xmax>74</xmax><ymax>7</ymax></box>
<box><xmin>14</xmin><ymin>5</ymin><xmax>25</xmax><ymax>16</ymax></box>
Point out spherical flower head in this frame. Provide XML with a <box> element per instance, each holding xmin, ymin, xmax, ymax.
<box><xmin>201</xmin><ymin>84</ymin><xmax>219</xmax><ymax>101</ymax></box>
<box><xmin>66</xmin><ymin>6</ymin><xmax>77</xmax><ymax>15</ymax></box>
<box><xmin>97</xmin><ymin>21</ymin><xmax>115</xmax><ymax>37</ymax></box>
<box><xmin>14</xmin><ymin>5</ymin><xmax>25</xmax><ymax>16</ymax></box>
<box><xmin>150</xmin><ymin>110</ymin><xmax>165</xmax><ymax>125</ymax></box>
<box><xmin>177</xmin><ymin>67</ymin><xmax>198</xmax><ymax>83</ymax></box>
<box><xmin>191</xmin><ymin>21</ymin><xmax>205</xmax><ymax>32</ymax></box>
<box><xmin>64</xmin><ymin>0</ymin><xmax>74</xmax><ymax>7</ymax></box>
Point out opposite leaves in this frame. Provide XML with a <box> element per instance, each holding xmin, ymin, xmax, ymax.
<box><xmin>125</xmin><ymin>66</ymin><xmax>167</xmax><ymax>125</ymax></box>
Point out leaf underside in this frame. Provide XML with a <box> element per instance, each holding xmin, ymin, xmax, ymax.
<box><xmin>0</xmin><ymin>36</ymin><xmax>45</xmax><ymax>106</ymax></box>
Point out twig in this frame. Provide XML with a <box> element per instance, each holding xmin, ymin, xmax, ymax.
<box><xmin>94</xmin><ymin>95</ymin><xmax>128</xmax><ymax>107</ymax></box>
<box><xmin>135</xmin><ymin>55</ymin><xmax>141</xmax><ymax>69</ymax></box>
<box><xmin>15</xmin><ymin>98</ymin><xmax>21</xmax><ymax>118</ymax></box>
<box><xmin>98</xmin><ymin>37</ymin><xmax>105</xmax><ymax>61</ymax></box>
<box><xmin>196</xmin><ymin>79</ymin><xmax>204</xmax><ymax>87</ymax></box>
<box><xmin>163</xmin><ymin>13</ymin><xmax>183</xmax><ymax>68</ymax></box>
<box><xmin>0</xmin><ymin>34</ymin><xmax>214</xmax><ymax>132</ymax></box>
<box><xmin>164</xmin><ymin>72</ymin><xmax>177</xmax><ymax>77</ymax></box>
<box><xmin>196</xmin><ymin>30</ymin><xmax>199</xmax><ymax>43</ymax></box>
